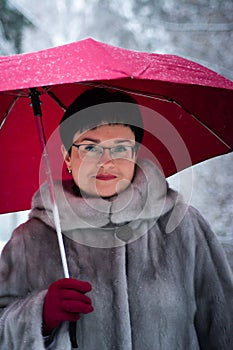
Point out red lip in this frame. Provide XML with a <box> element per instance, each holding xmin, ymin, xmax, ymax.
<box><xmin>96</xmin><ymin>174</ymin><xmax>117</xmax><ymax>180</ymax></box>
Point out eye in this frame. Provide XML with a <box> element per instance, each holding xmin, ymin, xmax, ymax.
<box><xmin>113</xmin><ymin>145</ymin><xmax>128</xmax><ymax>153</ymax></box>
<box><xmin>83</xmin><ymin>144</ymin><xmax>99</xmax><ymax>153</ymax></box>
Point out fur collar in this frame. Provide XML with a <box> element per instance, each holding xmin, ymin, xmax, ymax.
<box><xmin>30</xmin><ymin>159</ymin><xmax>180</xmax><ymax>231</ymax></box>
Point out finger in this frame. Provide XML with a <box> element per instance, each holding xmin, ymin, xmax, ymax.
<box><xmin>56</xmin><ymin>278</ymin><xmax>92</xmax><ymax>293</ymax></box>
<box><xmin>60</xmin><ymin>290</ymin><xmax>92</xmax><ymax>305</ymax></box>
<box><xmin>61</xmin><ymin>300</ymin><xmax>94</xmax><ymax>314</ymax></box>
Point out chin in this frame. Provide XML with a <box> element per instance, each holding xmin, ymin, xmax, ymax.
<box><xmin>96</xmin><ymin>185</ymin><xmax>128</xmax><ymax>198</ymax></box>
<box><xmin>77</xmin><ymin>185</ymin><xmax>116</xmax><ymax>198</ymax></box>
<box><xmin>79</xmin><ymin>180</ymin><xmax>130</xmax><ymax>198</ymax></box>
<box><xmin>96</xmin><ymin>189</ymin><xmax>117</xmax><ymax>198</ymax></box>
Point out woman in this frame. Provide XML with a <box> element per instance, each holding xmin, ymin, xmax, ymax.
<box><xmin>0</xmin><ymin>88</ymin><xmax>232</xmax><ymax>350</ymax></box>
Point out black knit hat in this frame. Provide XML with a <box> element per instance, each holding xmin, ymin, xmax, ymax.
<box><xmin>59</xmin><ymin>87</ymin><xmax>144</xmax><ymax>152</ymax></box>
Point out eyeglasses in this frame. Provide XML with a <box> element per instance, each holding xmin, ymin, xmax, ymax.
<box><xmin>72</xmin><ymin>143</ymin><xmax>135</xmax><ymax>161</ymax></box>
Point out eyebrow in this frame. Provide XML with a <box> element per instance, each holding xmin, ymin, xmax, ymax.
<box><xmin>77</xmin><ymin>137</ymin><xmax>100</xmax><ymax>143</ymax></box>
<box><xmin>75</xmin><ymin>138</ymin><xmax>134</xmax><ymax>145</ymax></box>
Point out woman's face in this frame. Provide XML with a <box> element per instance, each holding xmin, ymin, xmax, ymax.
<box><xmin>61</xmin><ymin>124</ymin><xmax>137</xmax><ymax>198</ymax></box>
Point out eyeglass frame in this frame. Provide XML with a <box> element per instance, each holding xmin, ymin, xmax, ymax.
<box><xmin>72</xmin><ymin>143</ymin><xmax>136</xmax><ymax>161</ymax></box>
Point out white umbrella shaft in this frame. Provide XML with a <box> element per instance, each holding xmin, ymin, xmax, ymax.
<box><xmin>36</xmin><ymin>116</ymin><xmax>70</xmax><ymax>279</ymax></box>
<box><xmin>52</xmin><ymin>203</ymin><xmax>69</xmax><ymax>278</ymax></box>
<box><xmin>36</xmin><ymin>116</ymin><xmax>78</xmax><ymax>347</ymax></box>
<box><xmin>30</xmin><ymin>88</ymin><xmax>70</xmax><ymax>279</ymax></box>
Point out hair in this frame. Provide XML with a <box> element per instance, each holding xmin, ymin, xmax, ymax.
<box><xmin>59</xmin><ymin>87</ymin><xmax>144</xmax><ymax>153</ymax></box>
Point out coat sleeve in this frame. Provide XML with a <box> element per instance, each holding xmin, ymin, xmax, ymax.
<box><xmin>191</xmin><ymin>207</ymin><xmax>233</xmax><ymax>350</ymax></box>
<box><xmin>0</xmin><ymin>222</ymin><xmax>72</xmax><ymax>350</ymax></box>
<box><xmin>0</xmin><ymin>226</ymin><xmax>48</xmax><ymax>350</ymax></box>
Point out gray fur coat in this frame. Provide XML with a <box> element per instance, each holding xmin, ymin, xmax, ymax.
<box><xmin>0</xmin><ymin>160</ymin><xmax>232</xmax><ymax>350</ymax></box>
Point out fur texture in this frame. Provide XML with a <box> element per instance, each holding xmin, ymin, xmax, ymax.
<box><xmin>0</xmin><ymin>160</ymin><xmax>232</xmax><ymax>349</ymax></box>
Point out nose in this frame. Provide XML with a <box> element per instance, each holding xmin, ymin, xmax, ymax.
<box><xmin>97</xmin><ymin>149</ymin><xmax>113</xmax><ymax>166</ymax></box>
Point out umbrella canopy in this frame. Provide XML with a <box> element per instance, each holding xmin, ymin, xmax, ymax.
<box><xmin>0</xmin><ymin>38</ymin><xmax>233</xmax><ymax>214</ymax></box>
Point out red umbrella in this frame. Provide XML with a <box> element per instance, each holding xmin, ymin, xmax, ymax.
<box><xmin>0</xmin><ymin>38</ymin><xmax>232</xmax><ymax>348</ymax></box>
<box><xmin>0</xmin><ymin>38</ymin><xmax>233</xmax><ymax>215</ymax></box>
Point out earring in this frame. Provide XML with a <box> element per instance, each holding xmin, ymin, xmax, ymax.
<box><xmin>67</xmin><ymin>168</ymin><xmax>72</xmax><ymax>174</ymax></box>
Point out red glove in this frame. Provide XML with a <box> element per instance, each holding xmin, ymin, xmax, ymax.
<box><xmin>43</xmin><ymin>278</ymin><xmax>93</xmax><ymax>335</ymax></box>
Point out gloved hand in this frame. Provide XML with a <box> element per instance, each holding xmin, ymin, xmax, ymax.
<box><xmin>43</xmin><ymin>278</ymin><xmax>93</xmax><ymax>335</ymax></box>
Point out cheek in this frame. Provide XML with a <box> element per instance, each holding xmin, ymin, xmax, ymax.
<box><xmin>122</xmin><ymin>162</ymin><xmax>136</xmax><ymax>182</ymax></box>
<box><xmin>71</xmin><ymin>161</ymin><xmax>95</xmax><ymax>187</ymax></box>
<box><xmin>115</xmin><ymin>164</ymin><xmax>135</xmax><ymax>195</ymax></box>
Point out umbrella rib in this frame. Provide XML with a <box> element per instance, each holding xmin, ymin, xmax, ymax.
<box><xmin>170</xmin><ymin>99</ymin><xmax>232</xmax><ymax>150</ymax></box>
<box><xmin>0</xmin><ymin>90</ymin><xmax>29</xmax><ymax>97</ymax></box>
<box><xmin>78</xmin><ymin>81</ymin><xmax>172</xmax><ymax>103</ymax></box>
<box><xmin>45</xmin><ymin>89</ymin><xmax>67</xmax><ymax>111</ymax></box>
<box><xmin>77</xmin><ymin>81</ymin><xmax>232</xmax><ymax>151</ymax></box>
<box><xmin>0</xmin><ymin>96</ymin><xmax>19</xmax><ymax>130</ymax></box>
